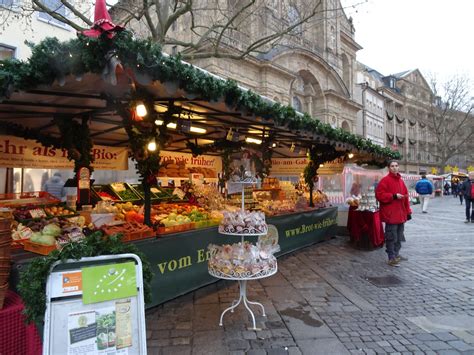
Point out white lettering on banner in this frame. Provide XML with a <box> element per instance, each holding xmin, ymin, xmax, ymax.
<box><xmin>0</xmin><ymin>135</ymin><xmax>129</xmax><ymax>170</ymax></box>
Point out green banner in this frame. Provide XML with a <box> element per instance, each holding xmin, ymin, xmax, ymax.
<box><xmin>82</xmin><ymin>262</ymin><xmax>137</xmax><ymax>304</ymax></box>
<box><xmin>135</xmin><ymin>207</ymin><xmax>337</xmax><ymax>307</ymax></box>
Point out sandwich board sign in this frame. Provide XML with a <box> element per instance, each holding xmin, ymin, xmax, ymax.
<box><xmin>43</xmin><ymin>254</ymin><xmax>147</xmax><ymax>354</ymax></box>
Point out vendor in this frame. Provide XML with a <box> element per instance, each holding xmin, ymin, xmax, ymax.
<box><xmin>42</xmin><ymin>172</ymin><xmax>66</xmax><ymax>200</ymax></box>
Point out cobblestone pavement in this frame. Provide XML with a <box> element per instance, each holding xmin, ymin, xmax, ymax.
<box><xmin>146</xmin><ymin>196</ymin><xmax>474</xmax><ymax>354</ymax></box>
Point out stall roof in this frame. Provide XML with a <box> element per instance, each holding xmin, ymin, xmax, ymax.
<box><xmin>0</xmin><ymin>32</ymin><xmax>400</xmax><ymax>162</ymax></box>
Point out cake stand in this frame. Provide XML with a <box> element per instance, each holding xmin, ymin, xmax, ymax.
<box><xmin>209</xmin><ymin>180</ymin><xmax>278</xmax><ymax>330</ymax></box>
<box><xmin>208</xmin><ymin>261</ymin><xmax>277</xmax><ymax>330</ymax></box>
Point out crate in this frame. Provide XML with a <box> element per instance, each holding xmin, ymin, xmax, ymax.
<box><xmin>92</xmin><ymin>185</ymin><xmax>121</xmax><ymax>202</ymax></box>
<box><xmin>156</xmin><ymin>222</ymin><xmax>194</xmax><ymax>235</ymax></box>
<box><xmin>109</xmin><ymin>183</ymin><xmax>141</xmax><ymax>203</ymax></box>
<box><xmin>129</xmin><ymin>184</ymin><xmax>160</xmax><ymax>201</ymax></box>
<box><xmin>23</xmin><ymin>240</ymin><xmax>57</xmax><ymax>255</ymax></box>
<box><xmin>0</xmin><ymin>191</ymin><xmax>60</xmax><ymax>208</ymax></box>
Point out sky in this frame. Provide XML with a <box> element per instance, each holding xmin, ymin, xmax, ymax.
<box><xmin>340</xmin><ymin>0</ymin><xmax>474</xmax><ymax>83</ymax></box>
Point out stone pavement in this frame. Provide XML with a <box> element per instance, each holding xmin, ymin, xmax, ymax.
<box><xmin>145</xmin><ymin>195</ymin><xmax>474</xmax><ymax>355</ymax></box>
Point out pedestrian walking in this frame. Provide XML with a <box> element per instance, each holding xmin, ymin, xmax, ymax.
<box><xmin>375</xmin><ymin>160</ymin><xmax>412</xmax><ymax>267</ymax></box>
<box><xmin>459</xmin><ymin>172</ymin><xmax>474</xmax><ymax>223</ymax></box>
<box><xmin>415</xmin><ymin>174</ymin><xmax>433</xmax><ymax>213</ymax></box>
<box><xmin>444</xmin><ymin>181</ymin><xmax>450</xmax><ymax>195</ymax></box>
<box><xmin>451</xmin><ymin>180</ymin><xmax>458</xmax><ymax>198</ymax></box>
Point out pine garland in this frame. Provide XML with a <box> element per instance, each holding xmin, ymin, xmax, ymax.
<box><xmin>0</xmin><ymin>31</ymin><xmax>400</xmax><ymax>162</ymax></box>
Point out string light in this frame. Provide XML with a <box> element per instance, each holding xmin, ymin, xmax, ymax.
<box><xmin>135</xmin><ymin>101</ymin><xmax>147</xmax><ymax>117</ymax></box>
<box><xmin>147</xmin><ymin>138</ymin><xmax>157</xmax><ymax>152</ymax></box>
<box><xmin>245</xmin><ymin>137</ymin><xmax>262</xmax><ymax>145</ymax></box>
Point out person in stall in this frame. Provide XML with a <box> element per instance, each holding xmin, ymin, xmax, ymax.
<box><xmin>375</xmin><ymin>160</ymin><xmax>412</xmax><ymax>267</ymax></box>
<box><xmin>42</xmin><ymin>172</ymin><xmax>66</xmax><ymax>200</ymax></box>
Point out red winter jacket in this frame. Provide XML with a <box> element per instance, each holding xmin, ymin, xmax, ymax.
<box><xmin>375</xmin><ymin>172</ymin><xmax>412</xmax><ymax>224</ymax></box>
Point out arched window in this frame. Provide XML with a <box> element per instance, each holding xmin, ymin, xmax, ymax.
<box><xmin>292</xmin><ymin>96</ymin><xmax>303</xmax><ymax>112</ymax></box>
<box><xmin>341</xmin><ymin>121</ymin><xmax>351</xmax><ymax>132</ymax></box>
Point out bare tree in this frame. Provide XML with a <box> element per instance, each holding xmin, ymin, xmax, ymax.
<box><xmin>420</xmin><ymin>75</ymin><xmax>474</xmax><ymax>171</ymax></box>
<box><xmin>1</xmin><ymin>0</ymin><xmax>366</xmax><ymax>60</ymax></box>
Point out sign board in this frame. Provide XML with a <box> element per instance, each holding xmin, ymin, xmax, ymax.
<box><xmin>158</xmin><ymin>150</ymin><xmax>222</xmax><ymax>178</ymax></box>
<box><xmin>43</xmin><ymin>254</ymin><xmax>147</xmax><ymax>355</ymax></box>
<box><xmin>270</xmin><ymin>157</ymin><xmax>344</xmax><ymax>176</ymax></box>
<box><xmin>0</xmin><ymin>135</ymin><xmax>129</xmax><ymax>170</ymax></box>
<box><xmin>270</xmin><ymin>157</ymin><xmax>308</xmax><ymax>176</ymax></box>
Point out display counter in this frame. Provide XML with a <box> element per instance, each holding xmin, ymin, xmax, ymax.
<box><xmin>11</xmin><ymin>207</ymin><xmax>337</xmax><ymax>308</ymax></box>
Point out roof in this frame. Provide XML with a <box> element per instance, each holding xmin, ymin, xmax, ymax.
<box><xmin>392</xmin><ymin>69</ymin><xmax>416</xmax><ymax>79</ymax></box>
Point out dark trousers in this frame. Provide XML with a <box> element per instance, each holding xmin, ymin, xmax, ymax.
<box><xmin>466</xmin><ymin>198</ymin><xmax>474</xmax><ymax>221</ymax></box>
<box><xmin>384</xmin><ymin>223</ymin><xmax>404</xmax><ymax>260</ymax></box>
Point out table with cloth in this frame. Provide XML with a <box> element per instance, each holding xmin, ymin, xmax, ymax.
<box><xmin>0</xmin><ymin>290</ymin><xmax>42</xmax><ymax>354</ymax></box>
<box><xmin>347</xmin><ymin>207</ymin><xmax>385</xmax><ymax>249</ymax></box>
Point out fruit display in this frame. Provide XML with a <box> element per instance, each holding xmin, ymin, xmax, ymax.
<box><xmin>102</xmin><ymin>221</ymin><xmax>154</xmax><ymax>241</ymax></box>
<box><xmin>113</xmin><ymin>202</ymin><xmax>141</xmax><ymax>221</ymax></box>
<box><xmin>12</xmin><ymin>216</ymin><xmax>87</xmax><ymax>253</ymax></box>
<box><xmin>44</xmin><ymin>205</ymin><xmax>76</xmax><ymax>217</ymax></box>
<box><xmin>218</xmin><ymin>210</ymin><xmax>267</xmax><ymax>235</ymax></box>
<box><xmin>13</xmin><ymin>207</ymin><xmax>47</xmax><ymax>221</ymax></box>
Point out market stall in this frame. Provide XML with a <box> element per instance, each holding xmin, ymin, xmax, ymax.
<box><xmin>0</xmin><ymin>2</ymin><xmax>400</xmax><ymax>332</ymax></box>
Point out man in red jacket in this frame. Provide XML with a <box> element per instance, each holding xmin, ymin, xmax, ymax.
<box><xmin>375</xmin><ymin>160</ymin><xmax>412</xmax><ymax>266</ymax></box>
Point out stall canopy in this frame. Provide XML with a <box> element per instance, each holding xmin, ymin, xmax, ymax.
<box><xmin>0</xmin><ymin>35</ymin><xmax>400</xmax><ymax>164</ymax></box>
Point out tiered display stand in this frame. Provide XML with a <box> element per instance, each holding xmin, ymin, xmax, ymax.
<box><xmin>209</xmin><ymin>180</ymin><xmax>278</xmax><ymax>330</ymax></box>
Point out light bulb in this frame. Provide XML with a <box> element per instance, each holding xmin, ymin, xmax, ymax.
<box><xmin>319</xmin><ymin>164</ymin><xmax>324</xmax><ymax>168</ymax></box>
<box><xmin>135</xmin><ymin>102</ymin><xmax>147</xmax><ymax>117</ymax></box>
<box><xmin>147</xmin><ymin>139</ymin><xmax>157</xmax><ymax>152</ymax></box>
<box><xmin>245</xmin><ymin>137</ymin><xmax>262</xmax><ymax>145</ymax></box>
<box><xmin>190</xmin><ymin>126</ymin><xmax>207</xmax><ymax>134</ymax></box>
<box><xmin>167</xmin><ymin>122</ymin><xmax>177</xmax><ymax>129</ymax></box>
<box><xmin>348</xmin><ymin>153</ymin><xmax>354</xmax><ymax>159</ymax></box>
<box><xmin>154</xmin><ymin>119</ymin><xmax>164</xmax><ymax>126</ymax></box>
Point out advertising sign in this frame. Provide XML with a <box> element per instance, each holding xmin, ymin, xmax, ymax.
<box><xmin>270</xmin><ymin>157</ymin><xmax>344</xmax><ymax>176</ymax></box>
<box><xmin>43</xmin><ymin>255</ymin><xmax>146</xmax><ymax>355</ymax></box>
<box><xmin>158</xmin><ymin>150</ymin><xmax>222</xmax><ymax>178</ymax></box>
<box><xmin>0</xmin><ymin>135</ymin><xmax>128</xmax><ymax>170</ymax></box>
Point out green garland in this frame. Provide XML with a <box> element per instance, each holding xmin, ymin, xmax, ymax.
<box><xmin>0</xmin><ymin>31</ymin><xmax>400</xmax><ymax>161</ymax></box>
<box><xmin>18</xmin><ymin>231</ymin><xmax>153</xmax><ymax>325</ymax></box>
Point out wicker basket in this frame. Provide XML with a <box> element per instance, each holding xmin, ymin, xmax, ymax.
<box><xmin>0</xmin><ymin>282</ymin><xmax>8</xmax><ymax>309</ymax></box>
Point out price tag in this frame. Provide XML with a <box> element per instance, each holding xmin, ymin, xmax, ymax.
<box><xmin>111</xmin><ymin>183</ymin><xmax>126</xmax><ymax>192</ymax></box>
<box><xmin>29</xmin><ymin>208</ymin><xmax>47</xmax><ymax>219</ymax></box>
<box><xmin>172</xmin><ymin>188</ymin><xmax>186</xmax><ymax>200</ymax></box>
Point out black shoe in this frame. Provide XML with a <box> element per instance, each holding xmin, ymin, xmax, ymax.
<box><xmin>465</xmin><ymin>219</ymin><xmax>471</xmax><ymax>223</ymax></box>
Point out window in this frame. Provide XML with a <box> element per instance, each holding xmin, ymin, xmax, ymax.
<box><xmin>37</xmin><ymin>0</ymin><xmax>68</xmax><ymax>28</ymax></box>
<box><xmin>292</xmin><ymin>96</ymin><xmax>303</xmax><ymax>112</ymax></box>
<box><xmin>0</xmin><ymin>44</ymin><xmax>15</xmax><ymax>59</ymax></box>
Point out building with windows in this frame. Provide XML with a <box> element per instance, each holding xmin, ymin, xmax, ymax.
<box><xmin>354</xmin><ymin>64</ymin><xmax>385</xmax><ymax>146</ymax></box>
<box><xmin>356</xmin><ymin>66</ymin><xmax>472</xmax><ymax>173</ymax></box>
<box><xmin>0</xmin><ymin>0</ymin><xmax>81</xmax><ymax>60</ymax></box>
<box><xmin>117</xmin><ymin>0</ymin><xmax>363</xmax><ymax>133</ymax></box>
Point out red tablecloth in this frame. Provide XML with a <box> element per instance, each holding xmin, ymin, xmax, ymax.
<box><xmin>347</xmin><ymin>208</ymin><xmax>384</xmax><ymax>248</ymax></box>
<box><xmin>0</xmin><ymin>290</ymin><xmax>42</xmax><ymax>355</ymax></box>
